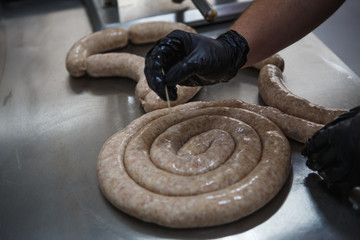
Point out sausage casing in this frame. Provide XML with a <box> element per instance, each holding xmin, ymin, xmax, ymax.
<box><xmin>97</xmin><ymin>100</ymin><xmax>291</xmax><ymax>228</ymax></box>
<box><xmin>66</xmin><ymin>28</ymin><xmax>128</xmax><ymax>77</ymax></box>
<box><xmin>129</xmin><ymin>21</ymin><xmax>197</xmax><ymax>44</ymax></box>
<box><xmin>258</xmin><ymin>64</ymin><xmax>346</xmax><ymax>124</ymax></box>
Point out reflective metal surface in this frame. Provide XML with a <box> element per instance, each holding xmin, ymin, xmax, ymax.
<box><xmin>1</xmin><ymin>1</ymin><xmax>360</xmax><ymax>239</ymax></box>
<box><xmin>83</xmin><ymin>0</ymin><xmax>252</xmax><ymax>30</ymax></box>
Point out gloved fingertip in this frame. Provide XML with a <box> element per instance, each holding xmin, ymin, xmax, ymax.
<box><xmin>349</xmin><ymin>186</ymin><xmax>360</xmax><ymax>210</ymax></box>
<box><xmin>167</xmin><ymin>86</ymin><xmax>178</xmax><ymax>101</ymax></box>
<box><xmin>166</xmin><ymin>57</ymin><xmax>198</xmax><ymax>86</ymax></box>
<box><xmin>166</xmin><ymin>29</ymin><xmax>192</xmax><ymax>40</ymax></box>
<box><xmin>306</xmin><ymin>156</ymin><xmax>321</xmax><ymax>171</ymax></box>
<box><xmin>301</xmin><ymin>144</ymin><xmax>311</xmax><ymax>157</ymax></box>
<box><xmin>302</xmin><ymin>137</ymin><xmax>318</xmax><ymax>158</ymax></box>
<box><xmin>157</xmin><ymin>91</ymin><xmax>167</xmax><ymax>101</ymax></box>
<box><xmin>304</xmin><ymin>128</ymin><xmax>331</xmax><ymax>156</ymax></box>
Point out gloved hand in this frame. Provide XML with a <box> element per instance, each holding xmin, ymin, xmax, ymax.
<box><xmin>144</xmin><ymin>30</ymin><xmax>249</xmax><ymax>101</ymax></box>
<box><xmin>302</xmin><ymin>106</ymin><xmax>360</xmax><ymax>190</ymax></box>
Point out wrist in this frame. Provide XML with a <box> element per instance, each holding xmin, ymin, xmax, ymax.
<box><xmin>217</xmin><ymin>30</ymin><xmax>250</xmax><ymax>70</ymax></box>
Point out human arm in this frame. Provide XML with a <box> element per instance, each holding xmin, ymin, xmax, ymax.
<box><xmin>144</xmin><ymin>0</ymin><xmax>345</xmax><ymax>100</ymax></box>
<box><xmin>232</xmin><ymin>0</ymin><xmax>345</xmax><ymax>67</ymax></box>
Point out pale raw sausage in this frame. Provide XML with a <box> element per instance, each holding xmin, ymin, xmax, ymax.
<box><xmin>66</xmin><ymin>22</ymin><xmax>201</xmax><ymax>112</ymax></box>
<box><xmin>85</xmin><ymin>53</ymin><xmax>201</xmax><ymax>112</ymax></box>
<box><xmin>129</xmin><ymin>21</ymin><xmax>197</xmax><ymax>44</ymax></box>
<box><xmin>97</xmin><ymin>100</ymin><xmax>292</xmax><ymax>228</ymax></box>
<box><xmin>97</xmin><ymin>99</ymin><xmax>328</xmax><ymax>228</ymax></box>
<box><xmin>258</xmin><ymin>64</ymin><xmax>346</xmax><ymax>124</ymax></box>
<box><xmin>66</xmin><ymin>28</ymin><xmax>128</xmax><ymax>77</ymax></box>
<box><xmin>251</xmin><ymin>53</ymin><xmax>285</xmax><ymax>71</ymax></box>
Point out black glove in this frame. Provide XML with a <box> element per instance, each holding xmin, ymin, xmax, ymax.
<box><xmin>144</xmin><ymin>30</ymin><xmax>249</xmax><ymax>101</ymax></box>
<box><xmin>302</xmin><ymin>106</ymin><xmax>360</xmax><ymax>190</ymax></box>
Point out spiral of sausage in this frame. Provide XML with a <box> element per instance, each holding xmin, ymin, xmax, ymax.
<box><xmin>97</xmin><ymin>100</ymin><xmax>292</xmax><ymax>228</ymax></box>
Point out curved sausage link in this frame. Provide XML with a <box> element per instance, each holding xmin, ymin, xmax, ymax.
<box><xmin>86</xmin><ymin>53</ymin><xmax>144</xmax><ymax>81</ymax></box>
<box><xmin>173</xmin><ymin>99</ymin><xmax>323</xmax><ymax>143</ymax></box>
<box><xmin>251</xmin><ymin>54</ymin><xmax>285</xmax><ymax>71</ymax></box>
<box><xmin>66</xmin><ymin>28</ymin><xmax>128</xmax><ymax>77</ymax></box>
<box><xmin>66</xmin><ymin>22</ymin><xmax>200</xmax><ymax>111</ymax></box>
<box><xmin>86</xmin><ymin>53</ymin><xmax>201</xmax><ymax>112</ymax></box>
<box><xmin>129</xmin><ymin>21</ymin><xmax>197</xmax><ymax>44</ymax></box>
<box><xmin>258</xmin><ymin>64</ymin><xmax>346</xmax><ymax>124</ymax></box>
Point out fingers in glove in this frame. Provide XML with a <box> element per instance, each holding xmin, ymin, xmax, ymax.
<box><xmin>144</xmin><ymin>63</ymin><xmax>177</xmax><ymax>101</ymax></box>
<box><xmin>349</xmin><ymin>186</ymin><xmax>360</xmax><ymax>210</ymax></box>
<box><xmin>306</xmin><ymin>146</ymin><xmax>339</xmax><ymax>170</ymax></box>
<box><xmin>165</xmin><ymin>31</ymin><xmax>231</xmax><ymax>86</ymax></box>
<box><xmin>166</xmin><ymin>55</ymin><xmax>223</xmax><ymax>87</ymax></box>
<box><xmin>144</xmin><ymin>36</ymin><xmax>184</xmax><ymax>100</ymax></box>
<box><xmin>302</xmin><ymin>110</ymin><xmax>356</xmax><ymax>158</ymax></box>
<box><xmin>326</xmin><ymin>105</ymin><xmax>360</xmax><ymax>128</ymax></box>
<box><xmin>305</xmin><ymin>135</ymin><xmax>354</xmax><ymax>186</ymax></box>
<box><xmin>302</xmin><ymin>127</ymin><xmax>331</xmax><ymax>157</ymax></box>
<box><xmin>180</xmin><ymin>75</ymin><xmax>212</xmax><ymax>86</ymax></box>
<box><xmin>319</xmin><ymin>160</ymin><xmax>350</xmax><ymax>187</ymax></box>
<box><xmin>165</xmin><ymin>85</ymin><xmax>178</xmax><ymax>101</ymax></box>
<box><xmin>166</xmin><ymin>55</ymin><xmax>200</xmax><ymax>86</ymax></box>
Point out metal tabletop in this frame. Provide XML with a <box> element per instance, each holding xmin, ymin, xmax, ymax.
<box><xmin>1</xmin><ymin>1</ymin><xmax>359</xmax><ymax>239</ymax></box>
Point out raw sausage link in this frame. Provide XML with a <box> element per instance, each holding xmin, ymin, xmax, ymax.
<box><xmin>86</xmin><ymin>53</ymin><xmax>144</xmax><ymax>81</ymax></box>
<box><xmin>251</xmin><ymin>54</ymin><xmax>285</xmax><ymax>71</ymax></box>
<box><xmin>171</xmin><ymin>99</ymin><xmax>323</xmax><ymax>144</ymax></box>
<box><xmin>129</xmin><ymin>21</ymin><xmax>197</xmax><ymax>44</ymax></box>
<box><xmin>97</xmin><ymin>101</ymin><xmax>291</xmax><ymax>228</ymax></box>
<box><xmin>66</xmin><ymin>28</ymin><xmax>128</xmax><ymax>77</ymax></box>
<box><xmin>136</xmin><ymin>79</ymin><xmax>201</xmax><ymax>112</ymax></box>
<box><xmin>66</xmin><ymin>21</ymin><xmax>201</xmax><ymax>112</ymax></box>
<box><xmin>216</xmin><ymin>99</ymin><xmax>323</xmax><ymax>143</ymax></box>
<box><xmin>66</xmin><ymin>21</ymin><xmax>198</xmax><ymax>78</ymax></box>
<box><xmin>85</xmin><ymin>53</ymin><xmax>201</xmax><ymax>112</ymax></box>
<box><xmin>129</xmin><ymin>22</ymin><xmax>200</xmax><ymax>111</ymax></box>
<box><xmin>258</xmin><ymin>64</ymin><xmax>346</xmax><ymax>124</ymax></box>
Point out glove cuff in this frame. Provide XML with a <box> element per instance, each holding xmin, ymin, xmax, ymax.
<box><xmin>216</xmin><ymin>30</ymin><xmax>250</xmax><ymax>79</ymax></box>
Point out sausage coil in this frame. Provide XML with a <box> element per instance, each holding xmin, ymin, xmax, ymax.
<box><xmin>98</xmin><ymin>100</ymin><xmax>292</xmax><ymax>228</ymax></box>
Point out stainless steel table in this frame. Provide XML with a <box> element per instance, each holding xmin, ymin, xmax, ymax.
<box><xmin>1</xmin><ymin>1</ymin><xmax>359</xmax><ymax>239</ymax></box>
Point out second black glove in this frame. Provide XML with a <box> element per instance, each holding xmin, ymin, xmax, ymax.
<box><xmin>302</xmin><ymin>106</ymin><xmax>360</xmax><ymax>190</ymax></box>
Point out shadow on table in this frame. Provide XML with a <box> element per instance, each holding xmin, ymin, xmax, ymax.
<box><xmin>304</xmin><ymin>173</ymin><xmax>360</xmax><ymax>238</ymax></box>
<box><xmin>99</xmin><ymin>169</ymin><xmax>293</xmax><ymax>239</ymax></box>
